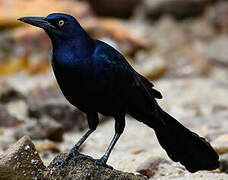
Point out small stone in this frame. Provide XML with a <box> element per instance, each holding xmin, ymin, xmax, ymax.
<box><xmin>0</xmin><ymin>84</ymin><xmax>25</xmax><ymax>103</ymax></box>
<box><xmin>130</xmin><ymin>147</ymin><xmax>143</xmax><ymax>155</ymax></box>
<box><xmin>24</xmin><ymin>145</ymin><xmax>30</xmax><ymax>151</ymax></box>
<box><xmin>136</xmin><ymin>157</ymin><xmax>171</xmax><ymax>178</ymax></box>
<box><xmin>0</xmin><ymin>103</ymin><xmax>18</xmax><ymax>128</ymax></box>
<box><xmin>219</xmin><ymin>154</ymin><xmax>228</xmax><ymax>173</ymax></box>
<box><xmin>26</xmin><ymin>155</ymin><xmax>30</xmax><ymax>161</ymax></box>
<box><xmin>212</xmin><ymin>134</ymin><xmax>228</xmax><ymax>154</ymax></box>
<box><xmin>35</xmin><ymin>140</ymin><xmax>59</xmax><ymax>153</ymax></box>
<box><xmin>16</xmin><ymin>162</ymin><xmax>22</xmax><ymax>169</ymax></box>
<box><xmin>49</xmin><ymin>169</ymin><xmax>53</xmax><ymax>175</ymax></box>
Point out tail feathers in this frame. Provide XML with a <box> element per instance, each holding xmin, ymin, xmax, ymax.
<box><xmin>146</xmin><ymin>106</ymin><xmax>220</xmax><ymax>173</ymax></box>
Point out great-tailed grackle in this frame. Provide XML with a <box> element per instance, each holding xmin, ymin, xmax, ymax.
<box><xmin>18</xmin><ymin>13</ymin><xmax>219</xmax><ymax>172</ymax></box>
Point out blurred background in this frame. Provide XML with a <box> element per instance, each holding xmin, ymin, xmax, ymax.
<box><xmin>0</xmin><ymin>0</ymin><xmax>227</xmax><ymax>179</ymax></box>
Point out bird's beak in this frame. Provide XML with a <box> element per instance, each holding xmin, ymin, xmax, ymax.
<box><xmin>17</xmin><ymin>16</ymin><xmax>56</xmax><ymax>29</ymax></box>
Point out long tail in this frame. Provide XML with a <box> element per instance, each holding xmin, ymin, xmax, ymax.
<box><xmin>133</xmin><ymin>104</ymin><xmax>220</xmax><ymax>173</ymax></box>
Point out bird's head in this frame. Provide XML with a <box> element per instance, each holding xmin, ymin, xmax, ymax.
<box><xmin>18</xmin><ymin>13</ymin><xmax>83</xmax><ymax>42</ymax></box>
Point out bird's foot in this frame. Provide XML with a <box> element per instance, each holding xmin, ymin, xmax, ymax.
<box><xmin>95</xmin><ymin>156</ymin><xmax>113</xmax><ymax>169</ymax></box>
<box><xmin>77</xmin><ymin>153</ymin><xmax>94</xmax><ymax>160</ymax></box>
<box><xmin>56</xmin><ymin>147</ymin><xmax>80</xmax><ymax>168</ymax></box>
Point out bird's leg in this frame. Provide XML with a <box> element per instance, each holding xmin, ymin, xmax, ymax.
<box><xmin>70</xmin><ymin>129</ymin><xmax>95</xmax><ymax>160</ymax></box>
<box><xmin>57</xmin><ymin>112</ymin><xmax>99</xmax><ymax>167</ymax></box>
<box><xmin>95</xmin><ymin>115</ymin><xmax>125</xmax><ymax>169</ymax></box>
<box><xmin>95</xmin><ymin>133</ymin><xmax>120</xmax><ymax>169</ymax></box>
<box><xmin>57</xmin><ymin>129</ymin><xmax>94</xmax><ymax>167</ymax></box>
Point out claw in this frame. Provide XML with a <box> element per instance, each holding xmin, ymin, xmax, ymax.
<box><xmin>55</xmin><ymin>154</ymin><xmax>71</xmax><ymax>168</ymax></box>
<box><xmin>72</xmin><ymin>150</ymin><xmax>79</xmax><ymax>166</ymax></box>
<box><xmin>56</xmin><ymin>148</ymin><xmax>80</xmax><ymax>168</ymax></box>
<box><xmin>95</xmin><ymin>156</ymin><xmax>113</xmax><ymax>169</ymax></box>
<box><xmin>77</xmin><ymin>153</ymin><xmax>94</xmax><ymax>160</ymax></box>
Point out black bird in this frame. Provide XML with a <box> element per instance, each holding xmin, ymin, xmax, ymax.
<box><xmin>18</xmin><ymin>13</ymin><xmax>219</xmax><ymax>172</ymax></box>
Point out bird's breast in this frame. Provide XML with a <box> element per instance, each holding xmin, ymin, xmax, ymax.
<box><xmin>52</xmin><ymin>62</ymin><xmax>113</xmax><ymax>108</ymax></box>
<box><xmin>51</xmin><ymin>54</ymin><xmax>125</xmax><ymax>114</ymax></box>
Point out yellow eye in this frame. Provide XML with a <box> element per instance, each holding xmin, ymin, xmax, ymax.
<box><xmin>58</xmin><ymin>20</ymin><xmax>64</xmax><ymax>27</ymax></box>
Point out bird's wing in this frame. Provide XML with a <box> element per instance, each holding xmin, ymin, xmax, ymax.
<box><xmin>94</xmin><ymin>40</ymin><xmax>162</xmax><ymax>100</ymax></box>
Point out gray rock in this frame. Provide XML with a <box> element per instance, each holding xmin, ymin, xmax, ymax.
<box><xmin>0</xmin><ymin>136</ymin><xmax>45</xmax><ymax>180</ymax></box>
<box><xmin>15</xmin><ymin>117</ymin><xmax>64</xmax><ymax>142</ymax></box>
<box><xmin>43</xmin><ymin>153</ymin><xmax>147</xmax><ymax>180</ymax></box>
<box><xmin>0</xmin><ymin>103</ymin><xmax>18</xmax><ymax>127</ymax></box>
<box><xmin>27</xmin><ymin>87</ymin><xmax>87</xmax><ymax>131</ymax></box>
<box><xmin>0</xmin><ymin>84</ymin><xmax>25</xmax><ymax>103</ymax></box>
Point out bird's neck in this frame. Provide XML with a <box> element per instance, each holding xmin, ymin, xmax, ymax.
<box><xmin>50</xmin><ymin>29</ymin><xmax>95</xmax><ymax>59</ymax></box>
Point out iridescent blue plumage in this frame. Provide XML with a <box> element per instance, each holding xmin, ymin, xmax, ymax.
<box><xmin>18</xmin><ymin>13</ymin><xmax>219</xmax><ymax>172</ymax></box>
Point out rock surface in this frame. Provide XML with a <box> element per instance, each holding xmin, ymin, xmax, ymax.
<box><xmin>43</xmin><ymin>153</ymin><xmax>147</xmax><ymax>180</ymax></box>
<box><xmin>0</xmin><ymin>136</ymin><xmax>45</xmax><ymax>180</ymax></box>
